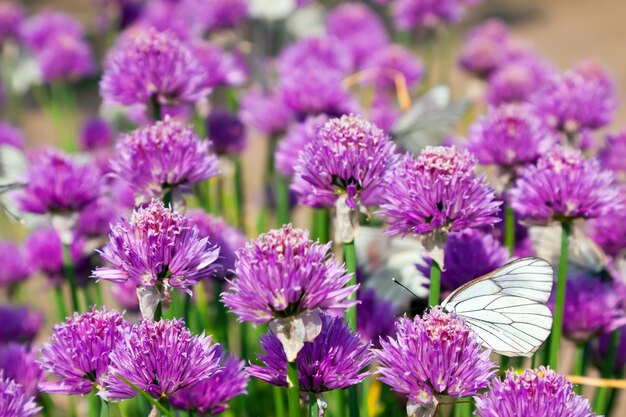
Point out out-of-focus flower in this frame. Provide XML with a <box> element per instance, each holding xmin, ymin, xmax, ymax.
<box><xmin>38</xmin><ymin>308</ymin><xmax>129</xmax><ymax>395</ymax></box>
<box><xmin>240</xmin><ymin>88</ymin><xmax>292</xmax><ymax>136</ymax></box>
<box><xmin>110</xmin><ymin>280</ymin><xmax>140</xmax><ymax>312</ymax></box>
<box><xmin>0</xmin><ymin>1</ymin><xmax>24</xmax><ymax>43</ymax></box>
<box><xmin>100</xmin><ymin>319</ymin><xmax>222</xmax><ymax>400</ymax></box>
<box><xmin>0</xmin><ymin>306</ymin><xmax>42</xmax><ymax>345</ymax></box>
<box><xmin>364</xmin><ymin>45</ymin><xmax>424</xmax><ymax>92</ymax></box>
<box><xmin>510</xmin><ymin>147</ymin><xmax>622</xmax><ymax>224</ymax></box>
<box><xmin>223</xmin><ymin>225</ymin><xmax>357</xmax><ymax>324</ymax></box>
<box><xmin>326</xmin><ymin>3</ymin><xmax>389</xmax><ymax>68</ymax></box>
<box><xmin>79</xmin><ymin>118</ymin><xmax>113</xmax><ymax>151</ymax></box>
<box><xmin>0</xmin><ymin>123</ymin><xmax>24</xmax><ymax>149</ymax></box>
<box><xmin>375</xmin><ymin>308</ymin><xmax>497</xmax><ymax>414</ymax></box>
<box><xmin>0</xmin><ymin>371</ymin><xmax>41</xmax><ymax>417</ymax></box>
<box><xmin>357</xmin><ymin>289</ymin><xmax>398</xmax><ymax>348</ymax></box>
<box><xmin>458</xmin><ymin>19</ymin><xmax>511</xmax><ymax>77</ymax></box>
<box><xmin>206</xmin><ymin>108</ymin><xmax>247</xmax><ymax>155</ymax></box>
<box><xmin>111</xmin><ymin>117</ymin><xmax>219</xmax><ymax>201</ymax></box>
<box><xmin>17</xmin><ymin>149</ymin><xmax>101</xmax><ymax>216</ymax></box>
<box><xmin>277</xmin><ymin>37</ymin><xmax>353</xmax><ymax>78</ymax></box>
<box><xmin>588</xmin><ymin>209</ymin><xmax>626</xmax><ymax>258</ymax></box>
<box><xmin>76</xmin><ymin>199</ymin><xmax>122</xmax><ymax>241</ymax></box>
<box><xmin>193</xmin><ymin>41</ymin><xmax>248</xmax><ymax>88</ymax></box>
<box><xmin>275</xmin><ymin>115</ymin><xmax>328</xmax><ymax>178</ymax></box>
<box><xmin>485</xmin><ymin>57</ymin><xmax>553</xmax><ymax>106</ymax></box>
<box><xmin>417</xmin><ymin>229</ymin><xmax>509</xmax><ymax>294</ymax></box>
<box><xmin>475</xmin><ymin>367</ymin><xmax>595</xmax><ymax>417</ymax></box>
<box><xmin>393</xmin><ymin>0</ymin><xmax>480</xmax><ymax>31</ymax></box>
<box><xmin>531</xmin><ymin>61</ymin><xmax>618</xmax><ymax>136</ymax></box>
<box><xmin>0</xmin><ymin>241</ymin><xmax>30</xmax><ymax>287</ymax></box>
<box><xmin>204</xmin><ymin>0</ymin><xmax>249</xmax><ymax>30</ymax></box>
<box><xmin>170</xmin><ymin>354</ymin><xmax>248</xmax><ymax>414</ymax></box>
<box><xmin>591</xmin><ymin>325</ymin><xmax>626</xmax><ymax>375</ymax></box>
<box><xmin>467</xmin><ymin>104</ymin><xmax>558</xmax><ymax>169</ymax></box>
<box><xmin>20</xmin><ymin>11</ymin><xmax>84</xmax><ymax>51</ymax></box>
<box><xmin>0</xmin><ymin>344</ymin><xmax>40</xmax><ymax>396</ymax></box>
<box><xmin>100</xmin><ymin>28</ymin><xmax>211</xmax><ymax>108</ymax></box>
<box><xmin>36</xmin><ymin>34</ymin><xmax>94</xmax><ymax>83</ymax></box>
<box><xmin>370</xmin><ymin>92</ymin><xmax>401</xmax><ymax>133</ymax></box>
<box><xmin>247</xmin><ymin>313</ymin><xmax>373</xmax><ymax>392</ymax></box>
<box><xmin>598</xmin><ymin>130</ymin><xmax>626</xmax><ymax>181</ymax></box>
<box><xmin>292</xmin><ymin>114</ymin><xmax>399</xmax><ymax>210</ymax></box>
<box><xmin>187</xmin><ymin>210</ymin><xmax>246</xmax><ymax>280</ymax></box>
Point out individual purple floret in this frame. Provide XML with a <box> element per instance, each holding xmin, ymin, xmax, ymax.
<box><xmin>38</xmin><ymin>308</ymin><xmax>129</xmax><ymax>395</ymax></box>
<box><xmin>0</xmin><ymin>371</ymin><xmax>41</xmax><ymax>417</ymax></box>
<box><xmin>0</xmin><ymin>344</ymin><xmax>41</xmax><ymax>396</ymax></box>
<box><xmin>375</xmin><ymin>308</ymin><xmax>497</xmax><ymax>414</ymax></box>
<box><xmin>475</xmin><ymin>367</ymin><xmax>596</xmax><ymax>417</ymax></box>
<box><xmin>275</xmin><ymin>115</ymin><xmax>328</xmax><ymax>178</ymax></box>
<box><xmin>222</xmin><ymin>225</ymin><xmax>356</xmax><ymax>324</ymax></box>
<box><xmin>0</xmin><ymin>241</ymin><xmax>30</xmax><ymax>288</ymax></box>
<box><xmin>170</xmin><ymin>354</ymin><xmax>248</xmax><ymax>414</ymax></box>
<box><xmin>0</xmin><ymin>306</ymin><xmax>43</xmax><ymax>345</ymax></box>
<box><xmin>206</xmin><ymin>108</ymin><xmax>247</xmax><ymax>155</ymax></box>
<box><xmin>100</xmin><ymin>319</ymin><xmax>222</xmax><ymax>400</ymax></box>
<box><xmin>247</xmin><ymin>313</ymin><xmax>373</xmax><ymax>392</ymax></box>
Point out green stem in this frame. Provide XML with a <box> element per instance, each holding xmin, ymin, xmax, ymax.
<box><xmin>428</xmin><ymin>260</ymin><xmax>441</xmax><ymax>307</ymax></box>
<box><xmin>62</xmin><ymin>243</ymin><xmax>80</xmax><ymax>313</ymax></box>
<box><xmin>277</xmin><ymin>174</ymin><xmax>291</xmax><ymax>227</ymax></box>
<box><xmin>504</xmin><ymin>205</ymin><xmax>516</xmax><ymax>256</ymax></box>
<box><xmin>348</xmin><ymin>385</ymin><xmax>359</xmax><ymax>417</ymax></box>
<box><xmin>342</xmin><ymin>240</ymin><xmax>357</xmax><ymax>330</ymax></box>
<box><xmin>82</xmin><ymin>286</ymin><xmax>95</xmax><ymax>310</ymax></box>
<box><xmin>360</xmin><ymin>376</ymin><xmax>370</xmax><ymax>417</ymax></box>
<box><xmin>549</xmin><ymin>221</ymin><xmax>570</xmax><ymax>370</ymax></box>
<box><xmin>100</xmin><ymin>398</ymin><xmax>109</xmax><ymax>417</ymax></box>
<box><xmin>287</xmin><ymin>362</ymin><xmax>301</xmax><ymax>417</ymax></box>
<box><xmin>53</xmin><ymin>285</ymin><xmax>67</xmax><ymax>321</ymax></box>
<box><xmin>94</xmin><ymin>283</ymin><xmax>104</xmax><ymax>307</ymax></box>
<box><xmin>154</xmin><ymin>303</ymin><xmax>162</xmax><ymax>321</ymax></box>
<box><xmin>150</xmin><ymin>95</ymin><xmax>162</xmax><ymax>121</ymax></box>
<box><xmin>572</xmin><ymin>343</ymin><xmax>587</xmax><ymax>395</ymax></box>
<box><xmin>215</xmin><ymin>282</ymin><xmax>229</xmax><ymax>347</ymax></box>
<box><xmin>308</xmin><ymin>394</ymin><xmax>318</xmax><ymax>417</ymax></box>
<box><xmin>594</xmin><ymin>330</ymin><xmax>621</xmax><ymax>414</ymax></box>
<box><xmin>274</xmin><ymin>386</ymin><xmax>286</xmax><ymax>417</ymax></box>
<box><xmin>233</xmin><ymin>156</ymin><xmax>245</xmax><ymax>229</ymax></box>
<box><xmin>311</xmin><ymin>209</ymin><xmax>330</xmax><ymax>243</ymax></box>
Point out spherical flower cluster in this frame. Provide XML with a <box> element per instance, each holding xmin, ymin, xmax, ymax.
<box><xmin>0</xmin><ymin>372</ymin><xmax>41</xmax><ymax>417</ymax></box>
<box><xmin>187</xmin><ymin>210</ymin><xmax>246</xmax><ymax>279</ymax></box>
<box><xmin>393</xmin><ymin>0</ymin><xmax>479</xmax><ymax>30</ymax></box>
<box><xmin>20</xmin><ymin>11</ymin><xmax>84</xmax><ymax>50</ymax></box>
<box><xmin>100</xmin><ymin>28</ymin><xmax>211</xmax><ymax>107</ymax></box>
<box><xmin>510</xmin><ymin>147</ymin><xmax>623</xmax><ymax>223</ymax></box>
<box><xmin>0</xmin><ymin>122</ymin><xmax>24</xmax><ymax>149</ymax></box>
<box><xmin>111</xmin><ymin>117</ymin><xmax>219</xmax><ymax>200</ymax></box>
<box><xmin>17</xmin><ymin>149</ymin><xmax>101</xmax><ymax>215</ymax></box>
<box><xmin>0</xmin><ymin>1</ymin><xmax>24</xmax><ymax>43</ymax></box>
<box><xmin>76</xmin><ymin>199</ymin><xmax>122</xmax><ymax>240</ymax></box>
<box><xmin>36</xmin><ymin>33</ymin><xmax>94</xmax><ymax>83</ymax></box>
<box><xmin>475</xmin><ymin>367</ymin><xmax>596</xmax><ymax>417</ymax></box>
<box><xmin>204</xmin><ymin>0</ymin><xmax>249</xmax><ymax>30</ymax></box>
<box><xmin>326</xmin><ymin>3</ymin><xmax>389</xmax><ymax>67</ymax></box>
<box><xmin>206</xmin><ymin>108</ymin><xmax>247</xmax><ymax>155</ymax></box>
<box><xmin>247</xmin><ymin>314</ymin><xmax>373</xmax><ymax>392</ymax></box>
<box><xmin>170</xmin><ymin>354</ymin><xmax>248</xmax><ymax>414</ymax></box>
<box><xmin>375</xmin><ymin>309</ymin><xmax>497</xmax><ymax>410</ymax></box>
<box><xmin>364</xmin><ymin>45</ymin><xmax>424</xmax><ymax>91</ymax></box>
<box><xmin>277</xmin><ymin>37</ymin><xmax>353</xmax><ymax>78</ymax></box>
<box><xmin>222</xmin><ymin>225</ymin><xmax>357</xmax><ymax>324</ymax></box>
<box><xmin>38</xmin><ymin>308</ymin><xmax>129</xmax><ymax>395</ymax></box>
<box><xmin>93</xmin><ymin>200</ymin><xmax>220</xmax><ymax>290</ymax></box>
<box><xmin>553</xmin><ymin>275</ymin><xmax>625</xmax><ymax>343</ymax></box>
<box><xmin>79</xmin><ymin>118</ymin><xmax>113</xmax><ymax>151</ymax></box>
<box><xmin>240</xmin><ymin>88</ymin><xmax>292</xmax><ymax>135</ymax></box>
<box><xmin>100</xmin><ymin>319</ymin><xmax>222</xmax><ymax>400</ymax></box>
<box><xmin>292</xmin><ymin>114</ymin><xmax>399</xmax><ymax>209</ymax></box>
<box><xmin>467</xmin><ymin>104</ymin><xmax>558</xmax><ymax>168</ymax></box>
<box><xmin>458</xmin><ymin>19</ymin><xmax>511</xmax><ymax>77</ymax></box>
<box><xmin>485</xmin><ymin>57</ymin><xmax>553</xmax><ymax>106</ymax></box>
<box><xmin>380</xmin><ymin>146</ymin><xmax>501</xmax><ymax>237</ymax></box>
<box><xmin>417</xmin><ymin>229</ymin><xmax>509</xmax><ymax>294</ymax></box>
<box><xmin>0</xmin><ymin>306</ymin><xmax>42</xmax><ymax>345</ymax></box>
<box><xmin>276</xmin><ymin>116</ymin><xmax>328</xmax><ymax>178</ymax></box>
<box><xmin>0</xmin><ymin>241</ymin><xmax>30</xmax><ymax>287</ymax></box>
<box><xmin>356</xmin><ymin>289</ymin><xmax>398</xmax><ymax>348</ymax></box>
<box><xmin>531</xmin><ymin>61</ymin><xmax>618</xmax><ymax>135</ymax></box>
<box><xmin>0</xmin><ymin>344</ymin><xmax>41</xmax><ymax>396</ymax></box>
<box><xmin>193</xmin><ymin>41</ymin><xmax>248</xmax><ymax>88</ymax></box>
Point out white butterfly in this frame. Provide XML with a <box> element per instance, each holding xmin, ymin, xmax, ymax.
<box><xmin>440</xmin><ymin>257</ymin><xmax>554</xmax><ymax>357</ymax></box>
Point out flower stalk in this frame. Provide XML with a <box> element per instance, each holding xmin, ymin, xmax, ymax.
<box><xmin>549</xmin><ymin>221</ymin><xmax>570</xmax><ymax>370</ymax></box>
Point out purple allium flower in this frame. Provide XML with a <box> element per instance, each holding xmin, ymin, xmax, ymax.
<box><xmin>531</xmin><ymin>61</ymin><xmax>618</xmax><ymax>135</ymax></box>
<box><xmin>111</xmin><ymin>117</ymin><xmax>219</xmax><ymax>200</ymax></box>
<box><xmin>291</xmin><ymin>114</ymin><xmax>399</xmax><ymax>209</ymax></box>
<box><xmin>380</xmin><ymin>146</ymin><xmax>501</xmax><ymax>237</ymax></box>
<box><xmin>79</xmin><ymin>118</ymin><xmax>113</xmax><ymax>151</ymax></box>
<box><xmin>93</xmin><ymin>200</ymin><xmax>220</xmax><ymax>291</ymax></box>
<box><xmin>170</xmin><ymin>354</ymin><xmax>248</xmax><ymax>414</ymax></box>
<box><xmin>357</xmin><ymin>289</ymin><xmax>398</xmax><ymax>348</ymax></box>
<box><xmin>510</xmin><ymin>147</ymin><xmax>623</xmax><ymax>223</ymax></box>
<box><xmin>393</xmin><ymin>0</ymin><xmax>479</xmax><ymax>30</ymax></box>
<box><xmin>485</xmin><ymin>57</ymin><xmax>553</xmax><ymax>106</ymax></box>
<box><xmin>0</xmin><ymin>122</ymin><xmax>21</xmax><ymax>149</ymax></box>
<box><xmin>100</xmin><ymin>28</ymin><xmax>210</xmax><ymax>108</ymax></box>
<box><xmin>206</xmin><ymin>108</ymin><xmax>247</xmax><ymax>155</ymax></box>
<box><xmin>0</xmin><ymin>1</ymin><xmax>24</xmax><ymax>43</ymax></box>
<box><xmin>110</xmin><ymin>280</ymin><xmax>140</xmax><ymax>312</ymax></box>
<box><xmin>598</xmin><ymin>130</ymin><xmax>626</xmax><ymax>181</ymax></box>
<box><xmin>20</xmin><ymin>11</ymin><xmax>84</xmax><ymax>51</ymax></box>
<box><xmin>376</xmin><ymin>309</ymin><xmax>497</xmax><ymax>411</ymax></box>
<box><xmin>326</xmin><ymin>3</ymin><xmax>389</xmax><ymax>68</ymax></box>
<box><xmin>193</xmin><ymin>41</ymin><xmax>248</xmax><ymax>88</ymax></box>
<box><xmin>17</xmin><ymin>148</ymin><xmax>101</xmax><ymax>215</ymax></box>
<box><xmin>277</xmin><ymin>37</ymin><xmax>353</xmax><ymax>78</ymax></box>
<box><xmin>76</xmin><ymin>199</ymin><xmax>122</xmax><ymax>240</ymax></box>
<box><xmin>24</xmin><ymin>227</ymin><xmax>90</xmax><ymax>286</ymax></box>
<box><xmin>550</xmin><ymin>275</ymin><xmax>625</xmax><ymax>343</ymax></box>
<box><xmin>475</xmin><ymin>367</ymin><xmax>595</xmax><ymax>417</ymax></box>
<box><xmin>0</xmin><ymin>371</ymin><xmax>41</xmax><ymax>417</ymax></box>
<box><xmin>0</xmin><ymin>306</ymin><xmax>42</xmax><ymax>345</ymax></box>
<box><xmin>0</xmin><ymin>344</ymin><xmax>41</xmax><ymax>396</ymax></box>
<box><xmin>38</xmin><ymin>308</ymin><xmax>129</xmax><ymax>395</ymax></box>
<box><xmin>187</xmin><ymin>210</ymin><xmax>246</xmax><ymax>280</ymax></box>
<box><xmin>100</xmin><ymin>319</ymin><xmax>222</xmax><ymax>400</ymax></box>
<box><xmin>204</xmin><ymin>0</ymin><xmax>248</xmax><ymax>30</ymax></box>
<box><xmin>588</xmin><ymin>208</ymin><xmax>626</xmax><ymax>257</ymax></box>
<box><xmin>222</xmin><ymin>225</ymin><xmax>357</xmax><ymax>324</ymax></box>
<box><xmin>458</xmin><ymin>19</ymin><xmax>511</xmax><ymax>77</ymax></box>
<box><xmin>417</xmin><ymin>229</ymin><xmax>509</xmax><ymax>295</ymax></box>
<box><xmin>363</xmin><ymin>45</ymin><xmax>424</xmax><ymax>91</ymax></box>
<box><xmin>275</xmin><ymin>115</ymin><xmax>328</xmax><ymax>178</ymax></box>
<box><xmin>247</xmin><ymin>313</ymin><xmax>373</xmax><ymax>392</ymax></box>
<box><xmin>36</xmin><ymin>34</ymin><xmax>94</xmax><ymax>83</ymax></box>
<box><xmin>0</xmin><ymin>241</ymin><xmax>29</xmax><ymax>287</ymax></box>
<box><xmin>467</xmin><ymin>104</ymin><xmax>558</xmax><ymax>168</ymax></box>
<box><xmin>240</xmin><ymin>88</ymin><xmax>292</xmax><ymax>135</ymax></box>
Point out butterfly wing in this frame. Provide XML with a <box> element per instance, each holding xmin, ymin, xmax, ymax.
<box><xmin>440</xmin><ymin>257</ymin><xmax>554</xmax><ymax>357</ymax></box>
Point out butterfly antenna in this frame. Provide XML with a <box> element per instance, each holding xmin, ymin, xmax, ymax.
<box><xmin>392</xmin><ymin>277</ymin><xmax>420</xmax><ymax>299</ymax></box>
